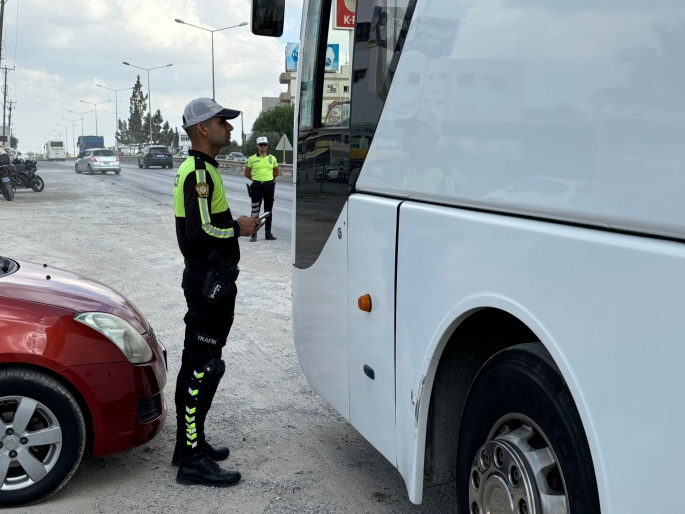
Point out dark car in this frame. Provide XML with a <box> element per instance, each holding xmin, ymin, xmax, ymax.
<box><xmin>0</xmin><ymin>256</ymin><xmax>167</xmax><ymax>506</ymax></box>
<box><xmin>138</xmin><ymin>146</ymin><xmax>173</xmax><ymax>169</ymax></box>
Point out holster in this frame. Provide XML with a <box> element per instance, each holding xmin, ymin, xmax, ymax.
<box><xmin>246</xmin><ymin>183</ymin><xmax>252</xmax><ymax>198</ymax></box>
<box><xmin>201</xmin><ymin>253</ymin><xmax>240</xmax><ymax>302</ymax></box>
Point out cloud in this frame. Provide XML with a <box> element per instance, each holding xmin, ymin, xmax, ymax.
<box><xmin>10</xmin><ymin>0</ymin><xmax>303</xmax><ymax>151</ymax></box>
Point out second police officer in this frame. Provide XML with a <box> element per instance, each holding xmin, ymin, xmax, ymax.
<box><xmin>244</xmin><ymin>136</ymin><xmax>279</xmax><ymax>242</ymax></box>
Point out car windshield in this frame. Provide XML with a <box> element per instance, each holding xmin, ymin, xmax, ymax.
<box><xmin>150</xmin><ymin>147</ymin><xmax>168</xmax><ymax>153</ymax></box>
<box><xmin>233</xmin><ymin>153</ymin><xmax>246</xmax><ymax>158</ymax></box>
<box><xmin>93</xmin><ymin>150</ymin><xmax>115</xmax><ymax>156</ymax></box>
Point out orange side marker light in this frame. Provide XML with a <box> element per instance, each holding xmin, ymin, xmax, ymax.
<box><xmin>358</xmin><ymin>294</ymin><xmax>372</xmax><ymax>312</ymax></box>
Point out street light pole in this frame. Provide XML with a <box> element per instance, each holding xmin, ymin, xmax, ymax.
<box><xmin>62</xmin><ymin>119</ymin><xmax>78</xmax><ymax>155</ymax></box>
<box><xmin>122</xmin><ymin>62</ymin><xmax>173</xmax><ymax>144</ymax></box>
<box><xmin>79</xmin><ymin>100</ymin><xmax>110</xmax><ymax>137</ymax></box>
<box><xmin>57</xmin><ymin>124</ymin><xmax>70</xmax><ymax>156</ymax></box>
<box><xmin>68</xmin><ymin>110</ymin><xmax>91</xmax><ymax>137</ymax></box>
<box><xmin>97</xmin><ymin>85</ymin><xmax>133</xmax><ymax>150</ymax></box>
<box><xmin>175</xmin><ymin>19</ymin><xmax>248</xmax><ymax>100</ymax></box>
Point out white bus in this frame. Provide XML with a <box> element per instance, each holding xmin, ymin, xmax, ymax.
<box><xmin>253</xmin><ymin>0</ymin><xmax>685</xmax><ymax>512</ymax></box>
<box><xmin>43</xmin><ymin>140</ymin><xmax>65</xmax><ymax>161</ymax></box>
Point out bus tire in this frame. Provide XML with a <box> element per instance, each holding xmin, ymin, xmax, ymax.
<box><xmin>457</xmin><ymin>343</ymin><xmax>600</xmax><ymax>514</ymax></box>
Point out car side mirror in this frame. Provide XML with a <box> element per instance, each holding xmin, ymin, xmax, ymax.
<box><xmin>251</xmin><ymin>0</ymin><xmax>285</xmax><ymax>37</ymax></box>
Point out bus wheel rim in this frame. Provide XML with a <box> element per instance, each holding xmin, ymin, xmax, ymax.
<box><xmin>469</xmin><ymin>414</ymin><xmax>569</xmax><ymax>514</ymax></box>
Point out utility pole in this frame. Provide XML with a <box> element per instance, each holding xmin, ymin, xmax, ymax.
<box><xmin>7</xmin><ymin>99</ymin><xmax>14</xmax><ymax>146</ymax></box>
<box><xmin>0</xmin><ymin>0</ymin><xmax>7</xmax><ymax>67</ymax></box>
<box><xmin>241</xmin><ymin>111</ymin><xmax>245</xmax><ymax>153</ymax></box>
<box><xmin>1</xmin><ymin>66</ymin><xmax>13</xmax><ymax>148</ymax></box>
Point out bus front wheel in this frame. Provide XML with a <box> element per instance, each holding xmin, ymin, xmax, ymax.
<box><xmin>457</xmin><ymin>343</ymin><xmax>600</xmax><ymax>514</ymax></box>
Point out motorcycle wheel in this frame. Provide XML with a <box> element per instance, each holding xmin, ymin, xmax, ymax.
<box><xmin>31</xmin><ymin>174</ymin><xmax>45</xmax><ymax>192</ymax></box>
<box><xmin>1</xmin><ymin>182</ymin><xmax>14</xmax><ymax>201</ymax></box>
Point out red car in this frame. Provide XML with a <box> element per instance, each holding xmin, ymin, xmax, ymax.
<box><xmin>0</xmin><ymin>257</ymin><xmax>167</xmax><ymax>507</ymax></box>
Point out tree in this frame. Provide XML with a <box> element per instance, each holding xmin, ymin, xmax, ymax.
<box><xmin>143</xmin><ymin>109</ymin><xmax>174</xmax><ymax>146</ymax></box>
<box><xmin>251</xmin><ymin>104</ymin><xmax>294</xmax><ymax>148</ymax></box>
<box><xmin>117</xmin><ymin>75</ymin><xmax>148</xmax><ymax>146</ymax></box>
<box><xmin>10</xmin><ymin>136</ymin><xmax>18</xmax><ymax>148</ymax></box>
<box><xmin>218</xmin><ymin>140</ymin><xmax>242</xmax><ymax>156</ymax></box>
<box><xmin>249</xmin><ymin>104</ymin><xmax>295</xmax><ymax>163</ymax></box>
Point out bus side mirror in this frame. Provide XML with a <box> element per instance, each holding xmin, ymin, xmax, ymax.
<box><xmin>251</xmin><ymin>0</ymin><xmax>285</xmax><ymax>37</ymax></box>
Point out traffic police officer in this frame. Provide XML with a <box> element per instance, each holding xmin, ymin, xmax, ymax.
<box><xmin>172</xmin><ymin>98</ymin><xmax>261</xmax><ymax>487</ymax></box>
<box><xmin>244</xmin><ymin>136</ymin><xmax>279</xmax><ymax>242</ymax></box>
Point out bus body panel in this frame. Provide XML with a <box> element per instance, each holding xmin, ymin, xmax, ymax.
<box><xmin>292</xmin><ymin>203</ymin><xmax>350</xmax><ymax>420</ymax></box>
<box><xmin>396</xmin><ymin>201</ymin><xmax>685</xmax><ymax>510</ymax></box>
<box><xmin>355</xmin><ymin>0</ymin><xmax>685</xmax><ymax>241</ymax></box>
<box><xmin>347</xmin><ymin>195</ymin><xmax>401</xmax><ymax>465</ymax></box>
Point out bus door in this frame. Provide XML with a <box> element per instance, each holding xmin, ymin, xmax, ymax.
<box><xmin>347</xmin><ymin>195</ymin><xmax>400</xmax><ymax>464</ymax></box>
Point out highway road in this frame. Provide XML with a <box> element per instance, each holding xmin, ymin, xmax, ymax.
<box><xmin>48</xmin><ymin>160</ymin><xmax>294</xmax><ymax>252</ymax></box>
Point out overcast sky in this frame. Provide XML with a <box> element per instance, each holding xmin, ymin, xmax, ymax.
<box><xmin>5</xmin><ymin>0</ymin><xmax>304</xmax><ymax>153</ymax></box>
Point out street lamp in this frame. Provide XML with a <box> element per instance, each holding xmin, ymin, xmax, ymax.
<box><xmin>122</xmin><ymin>62</ymin><xmax>173</xmax><ymax>144</ymax></box>
<box><xmin>97</xmin><ymin>84</ymin><xmax>133</xmax><ymax>150</ymax></box>
<box><xmin>57</xmin><ymin>124</ymin><xmax>71</xmax><ymax>156</ymax></box>
<box><xmin>62</xmin><ymin>118</ymin><xmax>79</xmax><ymax>155</ymax></box>
<box><xmin>79</xmin><ymin>100</ymin><xmax>110</xmax><ymax>137</ymax></box>
<box><xmin>175</xmin><ymin>19</ymin><xmax>248</xmax><ymax>100</ymax></box>
<box><xmin>68</xmin><ymin>110</ymin><xmax>92</xmax><ymax>137</ymax></box>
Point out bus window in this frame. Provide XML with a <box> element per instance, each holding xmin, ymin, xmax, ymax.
<box><xmin>295</xmin><ymin>0</ymin><xmax>355</xmax><ymax>269</ymax></box>
<box><xmin>349</xmin><ymin>0</ymin><xmax>417</xmax><ymax>184</ymax></box>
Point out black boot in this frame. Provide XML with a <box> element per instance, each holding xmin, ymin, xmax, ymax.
<box><xmin>250</xmin><ymin>233</ymin><xmax>258</xmax><ymax>242</ymax></box>
<box><xmin>177</xmin><ymin>454</ymin><xmax>241</xmax><ymax>487</ymax></box>
<box><xmin>172</xmin><ymin>442</ymin><xmax>229</xmax><ymax>467</ymax></box>
<box><xmin>265</xmin><ymin>232</ymin><xmax>277</xmax><ymax>240</ymax></box>
<box><xmin>175</xmin><ymin>356</ymin><xmax>240</xmax><ymax>486</ymax></box>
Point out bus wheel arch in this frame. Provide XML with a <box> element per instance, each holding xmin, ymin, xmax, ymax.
<box><xmin>422</xmin><ymin>308</ymin><xmax>539</xmax><ymax>489</ymax></box>
<box><xmin>419</xmin><ymin>307</ymin><xmax>600</xmax><ymax>511</ymax></box>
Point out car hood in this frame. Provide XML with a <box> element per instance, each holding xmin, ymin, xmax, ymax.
<box><xmin>0</xmin><ymin>260</ymin><xmax>148</xmax><ymax>333</ymax></box>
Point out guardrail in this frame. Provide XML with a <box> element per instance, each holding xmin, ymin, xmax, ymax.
<box><xmin>117</xmin><ymin>155</ymin><xmax>293</xmax><ymax>178</ymax></box>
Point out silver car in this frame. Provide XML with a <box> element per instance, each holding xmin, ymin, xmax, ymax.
<box><xmin>75</xmin><ymin>149</ymin><xmax>121</xmax><ymax>175</ymax></box>
<box><xmin>228</xmin><ymin>152</ymin><xmax>247</xmax><ymax>162</ymax></box>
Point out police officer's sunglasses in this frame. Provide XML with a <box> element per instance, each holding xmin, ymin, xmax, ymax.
<box><xmin>258</xmin><ymin>143</ymin><xmax>268</xmax><ymax>147</ymax></box>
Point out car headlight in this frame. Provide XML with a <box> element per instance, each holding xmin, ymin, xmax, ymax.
<box><xmin>74</xmin><ymin>312</ymin><xmax>153</xmax><ymax>364</ymax></box>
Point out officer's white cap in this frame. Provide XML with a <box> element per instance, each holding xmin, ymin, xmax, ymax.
<box><xmin>256</xmin><ymin>136</ymin><xmax>269</xmax><ymax>145</ymax></box>
<box><xmin>183</xmin><ymin>98</ymin><xmax>240</xmax><ymax>129</ymax></box>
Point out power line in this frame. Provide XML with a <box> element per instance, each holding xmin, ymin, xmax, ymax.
<box><xmin>9</xmin><ymin>86</ymin><xmax>114</xmax><ymax>114</ymax></box>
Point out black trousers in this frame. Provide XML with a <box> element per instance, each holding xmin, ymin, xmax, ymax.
<box><xmin>250</xmin><ymin>182</ymin><xmax>275</xmax><ymax>233</ymax></box>
<box><xmin>174</xmin><ymin>271</ymin><xmax>237</xmax><ymax>459</ymax></box>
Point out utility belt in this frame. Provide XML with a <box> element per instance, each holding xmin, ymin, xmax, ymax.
<box><xmin>247</xmin><ymin>179</ymin><xmax>274</xmax><ymax>198</ymax></box>
<box><xmin>185</xmin><ymin>252</ymin><xmax>240</xmax><ymax>302</ymax></box>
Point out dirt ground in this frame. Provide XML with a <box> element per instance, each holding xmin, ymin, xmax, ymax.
<box><xmin>3</xmin><ymin>163</ymin><xmax>456</xmax><ymax>513</ymax></box>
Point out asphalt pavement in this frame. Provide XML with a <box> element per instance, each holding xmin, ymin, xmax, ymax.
<box><xmin>51</xmin><ymin>160</ymin><xmax>294</xmax><ymax>252</ymax></box>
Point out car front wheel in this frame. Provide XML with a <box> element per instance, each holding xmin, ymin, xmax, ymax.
<box><xmin>457</xmin><ymin>343</ymin><xmax>600</xmax><ymax>514</ymax></box>
<box><xmin>0</xmin><ymin>368</ymin><xmax>86</xmax><ymax>507</ymax></box>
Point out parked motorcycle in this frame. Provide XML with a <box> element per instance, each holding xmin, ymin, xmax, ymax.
<box><xmin>9</xmin><ymin>158</ymin><xmax>44</xmax><ymax>193</ymax></box>
<box><xmin>0</xmin><ymin>166</ymin><xmax>13</xmax><ymax>201</ymax></box>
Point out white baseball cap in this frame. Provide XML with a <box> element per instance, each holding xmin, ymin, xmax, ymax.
<box><xmin>256</xmin><ymin>136</ymin><xmax>269</xmax><ymax>145</ymax></box>
<box><xmin>182</xmin><ymin>98</ymin><xmax>241</xmax><ymax>129</ymax></box>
